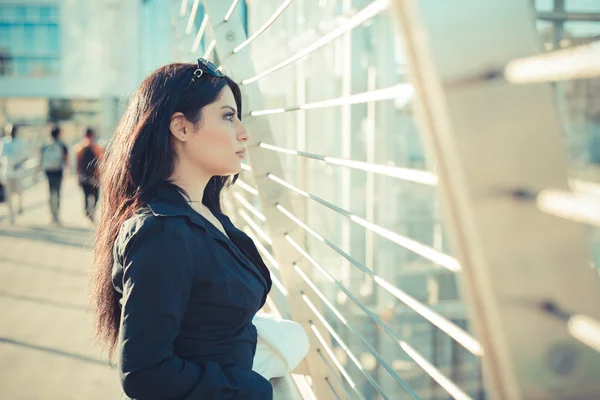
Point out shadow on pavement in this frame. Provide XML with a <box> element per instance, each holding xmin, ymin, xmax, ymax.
<box><xmin>0</xmin><ymin>291</ymin><xmax>89</xmax><ymax>312</ymax></box>
<box><xmin>0</xmin><ymin>200</ymin><xmax>49</xmax><ymax>223</ymax></box>
<box><xmin>0</xmin><ymin>336</ymin><xmax>114</xmax><ymax>368</ymax></box>
<box><xmin>0</xmin><ymin>225</ymin><xmax>94</xmax><ymax>249</ymax></box>
<box><xmin>30</xmin><ymin>224</ymin><xmax>92</xmax><ymax>234</ymax></box>
<box><xmin>0</xmin><ymin>257</ymin><xmax>88</xmax><ymax>277</ymax></box>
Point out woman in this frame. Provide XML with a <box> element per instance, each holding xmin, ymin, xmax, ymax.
<box><xmin>90</xmin><ymin>59</ymin><xmax>273</xmax><ymax>400</ymax></box>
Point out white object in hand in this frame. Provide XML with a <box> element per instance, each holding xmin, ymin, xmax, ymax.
<box><xmin>252</xmin><ymin>312</ymin><xmax>310</xmax><ymax>380</ymax></box>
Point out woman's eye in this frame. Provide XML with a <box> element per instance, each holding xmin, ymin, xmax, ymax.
<box><xmin>224</xmin><ymin>113</ymin><xmax>235</xmax><ymax>121</ymax></box>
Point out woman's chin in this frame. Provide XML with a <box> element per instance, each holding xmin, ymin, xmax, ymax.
<box><xmin>224</xmin><ymin>163</ymin><xmax>242</xmax><ymax>176</ymax></box>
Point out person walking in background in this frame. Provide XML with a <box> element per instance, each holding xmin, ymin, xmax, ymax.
<box><xmin>0</xmin><ymin>124</ymin><xmax>28</xmax><ymax>224</ymax></box>
<box><xmin>40</xmin><ymin>125</ymin><xmax>69</xmax><ymax>224</ymax></box>
<box><xmin>74</xmin><ymin>128</ymin><xmax>104</xmax><ymax>222</ymax></box>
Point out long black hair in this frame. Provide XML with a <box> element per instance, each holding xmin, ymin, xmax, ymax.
<box><xmin>90</xmin><ymin>63</ymin><xmax>242</xmax><ymax>358</ymax></box>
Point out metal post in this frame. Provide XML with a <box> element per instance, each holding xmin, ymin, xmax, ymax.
<box><xmin>340</xmin><ymin>0</ymin><xmax>353</xmax><ymax>293</ymax></box>
<box><xmin>390</xmin><ymin>0</ymin><xmax>600</xmax><ymax>399</ymax></box>
<box><xmin>201</xmin><ymin>1</ymin><xmax>340</xmax><ymax>398</ymax></box>
<box><xmin>552</xmin><ymin>0</ymin><xmax>565</xmax><ymax>50</ymax></box>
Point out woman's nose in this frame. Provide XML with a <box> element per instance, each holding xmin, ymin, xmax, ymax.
<box><xmin>237</xmin><ymin>123</ymin><xmax>250</xmax><ymax>143</ymax></box>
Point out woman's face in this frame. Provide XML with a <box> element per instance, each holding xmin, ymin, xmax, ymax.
<box><xmin>178</xmin><ymin>86</ymin><xmax>249</xmax><ymax>177</ymax></box>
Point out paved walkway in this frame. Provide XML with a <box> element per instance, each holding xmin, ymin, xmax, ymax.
<box><xmin>0</xmin><ymin>177</ymin><xmax>120</xmax><ymax>399</ymax></box>
<box><xmin>0</xmin><ymin>177</ymin><xmax>303</xmax><ymax>400</ymax></box>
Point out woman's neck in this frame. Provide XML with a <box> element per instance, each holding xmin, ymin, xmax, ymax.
<box><xmin>173</xmin><ymin>179</ymin><xmax>209</xmax><ymax>204</ymax></box>
<box><xmin>170</xmin><ymin>162</ymin><xmax>211</xmax><ymax>205</ymax></box>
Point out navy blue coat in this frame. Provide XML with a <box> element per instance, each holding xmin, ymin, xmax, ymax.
<box><xmin>112</xmin><ymin>184</ymin><xmax>273</xmax><ymax>400</ymax></box>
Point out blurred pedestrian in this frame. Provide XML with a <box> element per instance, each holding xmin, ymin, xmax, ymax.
<box><xmin>74</xmin><ymin>127</ymin><xmax>104</xmax><ymax>222</ymax></box>
<box><xmin>40</xmin><ymin>125</ymin><xmax>69</xmax><ymax>224</ymax></box>
<box><xmin>0</xmin><ymin>124</ymin><xmax>28</xmax><ymax>224</ymax></box>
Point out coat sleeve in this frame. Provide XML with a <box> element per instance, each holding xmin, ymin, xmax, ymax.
<box><xmin>117</xmin><ymin>217</ymin><xmax>273</xmax><ymax>400</ymax></box>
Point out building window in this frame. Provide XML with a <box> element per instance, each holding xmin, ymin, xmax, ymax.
<box><xmin>0</xmin><ymin>4</ymin><xmax>60</xmax><ymax>77</ymax></box>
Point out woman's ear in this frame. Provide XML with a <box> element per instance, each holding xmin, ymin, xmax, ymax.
<box><xmin>170</xmin><ymin>112</ymin><xmax>189</xmax><ymax>143</ymax></box>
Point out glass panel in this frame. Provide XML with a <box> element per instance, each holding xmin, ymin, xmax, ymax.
<box><xmin>48</xmin><ymin>6</ymin><xmax>59</xmax><ymax>20</ymax></box>
<box><xmin>536</xmin><ymin>19</ymin><xmax>553</xmax><ymax>34</ymax></box>
<box><xmin>564</xmin><ymin>21</ymin><xmax>600</xmax><ymax>37</ymax></box>
<box><xmin>49</xmin><ymin>58</ymin><xmax>60</xmax><ymax>75</ymax></box>
<box><xmin>1</xmin><ymin>6</ymin><xmax>17</xmax><ymax>21</ymax></box>
<box><xmin>39</xmin><ymin>6</ymin><xmax>52</xmax><ymax>20</ymax></box>
<box><xmin>37</xmin><ymin>6</ymin><xmax>59</xmax><ymax>22</ymax></box>
<box><xmin>533</xmin><ymin>12</ymin><xmax>600</xmax><ymax>271</ymax></box>
<box><xmin>47</xmin><ymin>25</ymin><xmax>59</xmax><ymax>55</ymax></box>
<box><xmin>0</xmin><ymin>24</ymin><xmax>10</xmax><ymax>51</ymax></box>
<box><xmin>566</xmin><ymin>0</ymin><xmax>600</xmax><ymax>12</ymax></box>
<box><xmin>535</xmin><ymin>0</ymin><xmax>554</xmax><ymax>12</ymax></box>
<box><xmin>0</xmin><ymin>5</ymin><xmax>60</xmax><ymax>76</ymax></box>
<box><xmin>29</xmin><ymin>58</ymin><xmax>48</xmax><ymax>76</ymax></box>
<box><xmin>23</xmin><ymin>24</ymin><xmax>35</xmax><ymax>52</ymax></box>
<box><xmin>0</xmin><ymin>57</ymin><xmax>10</xmax><ymax>75</ymax></box>
<box><xmin>13</xmin><ymin>57</ymin><xmax>29</xmax><ymax>76</ymax></box>
<box><xmin>32</xmin><ymin>25</ymin><xmax>46</xmax><ymax>54</ymax></box>
<box><xmin>245</xmin><ymin>1</ymin><xmax>484</xmax><ymax>398</ymax></box>
<box><xmin>15</xmin><ymin>6</ymin><xmax>27</xmax><ymax>20</ymax></box>
<box><xmin>10</xmin><ymin>25</ymin><xmax>25</xmax><ymax>55</ymax></box>
<box><xmin>26</xmin><ymin>6</ymin><xmax>39</xmax><ymax>22</ymax></box>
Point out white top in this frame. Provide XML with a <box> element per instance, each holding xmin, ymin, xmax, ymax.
<box><xmin>0</xmin><ymin>137</ymin><xmax>28</xmax><ymax>181</ymax></box>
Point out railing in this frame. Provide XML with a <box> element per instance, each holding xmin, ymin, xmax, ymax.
<box><xmin>175</xmin><ymin>1</ymin><xmax>600</xmax><ymax>399</ymax></box>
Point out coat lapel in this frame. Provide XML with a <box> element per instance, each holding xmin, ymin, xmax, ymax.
<box><xmin>147</xmin><ymin>185</ymin><xmax>271</xmax><ymax>296</ymax></box>
<box><xmin>216</xmin><ymin>213</ymin><xmax>272</xmax><ymax>293</ymax></box>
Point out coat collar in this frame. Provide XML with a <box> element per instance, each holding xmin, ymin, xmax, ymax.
<box><xmin>146</xmin><ymin>184</ymin><xmax>271</xmax><ymax>295</ymax></box>
<box><xmin>146</xmin><ymin>184</ymin><xmax>245</xmax><ymax>246</ymax></box>
<box><xmin>146</xmin><ymin>183</ymin><xmax>210</xmax><ymax>231</ymax></box>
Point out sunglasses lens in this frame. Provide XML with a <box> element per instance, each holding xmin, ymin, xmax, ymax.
<box><xmin>198</xmin><ymin>58</ymin><xmax>223</xmax><ymax>77</ymax></box>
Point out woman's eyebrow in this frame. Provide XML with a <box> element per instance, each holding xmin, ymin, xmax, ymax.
<box><xmin>221</xmin><ymin>105</ymin><xmax>237</xmax><ymax>113</ymax></box>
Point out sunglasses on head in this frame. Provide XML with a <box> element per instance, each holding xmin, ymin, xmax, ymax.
<box><xmin>191</xmin><ymin>58</ymin><xmax>224</xmax><ymax>81</ymax></box>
